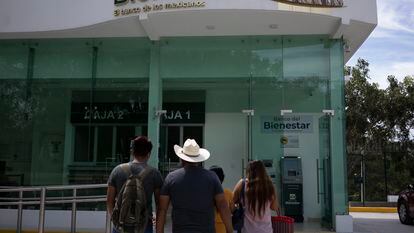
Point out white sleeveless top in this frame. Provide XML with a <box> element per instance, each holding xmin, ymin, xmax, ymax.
<box><xmin>242</xmin><ymin>193</ymin><xmax>272</xmax><ymax>233</ymax></box>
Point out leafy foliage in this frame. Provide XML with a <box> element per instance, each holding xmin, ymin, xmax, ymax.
<box><xmin>346</xmin><ymin>59</ymin><xmax>414</xmax><ymax>201</ymax></box>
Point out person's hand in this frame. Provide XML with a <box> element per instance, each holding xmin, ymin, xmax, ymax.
<box><xmin>152</xmin><ymin>215</ymin><xmax>156</xmax><ymax>225</ymax></box>
<box><xmin>276</xmin><ymin>207</ymin><xmax>281</xmax><ymax>216</ymax></box>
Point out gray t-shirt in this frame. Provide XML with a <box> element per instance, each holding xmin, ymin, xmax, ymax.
<box><xmin>160</xmin><ymin>166</ymin><xmax>224</xmax><ymax>233</ymax></box>
<box><xmin>108</xmin><ymin>162</ymin><xmax>163</xmax><ymax>214</ymax></box>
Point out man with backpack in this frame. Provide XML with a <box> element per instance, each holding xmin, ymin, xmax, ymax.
<box><xmin>156</xmin><ymin>139</ymin><xmax>233</xmax><ymax>233</ymax></box>
<box><xmin>107</xmin><ymin>136</ymin><xmax>163</xmax><ymax>233</ymax></box>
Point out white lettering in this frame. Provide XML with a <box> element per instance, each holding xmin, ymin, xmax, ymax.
<box><xmin>84</xmin><ymin>108</ymin><xmax>90</xmax><ymax>120</ymax></box>
<box><xmin>118</xmin><ymin>111</ymin><xmax>124</xmax><ymax>120</ymax></box>
<box><xmin>107</xmin><ymin>111</ymin><xmax>115</xmax><ymax>120</ymax></box>
<box><xmin>93</xmin><ymin>111</ymin><xmax>100</xmax><ymax>120</ymax></box>
<box><xmin>174</xmin><ymin>111</ymin><xmax>183</xmax><ymax>120</ymax></box>
<box><xmin>165</xmin><ymin>111</ymin><xmax>173</xmax><ymax>120</ymax></box>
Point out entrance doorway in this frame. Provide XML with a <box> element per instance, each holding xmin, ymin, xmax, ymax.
<box><xmin>70</xmin><ymin>125</ymin><xmax>147</xmax><ymax>184</ymax></box>
<box><xmin>159</xmin><ymin>125</ymin><xmax>203</xmax><ymax>177</ymax></box>
<box><xmin>278</xmin><ymin>113</ymin><xmax>333</xmax><ymax>227</ymax></box>
<box><xmin>318</xmin><ymin>115</ymin><xmax>333</xmax><ymax>228</ymax></box>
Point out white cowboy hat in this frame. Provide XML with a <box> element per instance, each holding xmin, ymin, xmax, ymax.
<box><xmin>174</xmin><ymin>139</ymin><xmax>210</xmax><ymax>163</ymax></box>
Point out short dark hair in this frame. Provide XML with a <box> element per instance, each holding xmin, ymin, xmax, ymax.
<box><xmin>131</xmin><ymin>136</ymin><xmax>153</xmax><ymax>157</ymax></box>
<box><xmin>209</xmin><ymin>165</ymin><xmax>225</xmax><ymax>183</ymax></box>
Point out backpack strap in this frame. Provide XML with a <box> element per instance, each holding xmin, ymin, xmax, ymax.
<box><xmin>121</xmin><ymin>162</ymin><xmax>152</xmax><ymax>180</ymax></box>
<box><xmin>120</xmin><ymin>163</ymin><xmax>132</xmax><ymax>177</ymax></box>
<box><xmin>138</xmin><ymin>165</ymin><xmax>152</xmax><ymax>180</ymax></box>
<box><xmin>240</xmin><ymin>179</ymin><xmax>246</xmax><ymax>206</ymax></box>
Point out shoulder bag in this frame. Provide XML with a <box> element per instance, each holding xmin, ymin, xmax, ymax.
<box><xmin>232</xmin><ymin>179</ymin><xmax>245</xmax><ymax>232</ymax></box>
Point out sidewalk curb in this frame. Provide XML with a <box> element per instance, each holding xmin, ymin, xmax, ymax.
<box><xmin>349</xmin><ymin>207</ymin><xmax>397</xmax><ymax>213</ymax></box>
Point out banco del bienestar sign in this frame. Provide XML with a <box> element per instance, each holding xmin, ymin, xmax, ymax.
<box><xmin>276</xmin><ymin>0</ymin><xmax>343</xmax><ymax>7</ymax></box>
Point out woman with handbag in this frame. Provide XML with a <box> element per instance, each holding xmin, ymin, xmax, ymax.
<box><xmin>232</xmin><ymin>160</ymin><xmax>280</xmax><ymax>233</ymax></box>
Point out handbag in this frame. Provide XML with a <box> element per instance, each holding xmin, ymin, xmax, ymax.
<box><xmin>232</xmin><ymin>179</ymin><xmax>245</xmax><ymax>231</ymax></box>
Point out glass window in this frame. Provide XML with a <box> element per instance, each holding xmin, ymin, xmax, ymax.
<box><xmin>166</xmin><ymin>126</ymin><xmax>180</xmax><ymax>163</ymax></box>
<box><xmin>0</xmin><ymin>41</ymin><xmax>28</xmax><ymax>79</ymax></box>
<box><xmin>161</xmin><ymin>37</ymin><xmax>251</xmax><ymax>188</ymax></box>
<box><xmin>161</xmin><ymin>37</ymin><xmax>250</xmax><ymax>79</ymax></box>
<box><xmin>116</xmin><ymin>126</ymin><xmax>135</xmax><ymax>163</ymax></box>
<box><xmin>97</xmin><ymin>126</ymin><xmax>113</xmax><ymax>163</ymax></box>
<box><xmin>33</xmin><ymin>39</ymin><xmax>92</xmax><ymax>79</ymax></box>
<box><xmin>159</xmin><ymin>125</ymin><xmax>203</xmax><ymax>177</ymax></box>
<box><xmin>74</xmin><ymin>126</ymin><xmax>95</xmax><ymax>162</ymax></box>
<box><xmin>281</xmin><ymin>36</ymin><xmax>330</xmax><ymax>112</ymax></box>
<box><xmin>183</xmin><ymin>126</ymin><xmax>203</xmax><ymax>146</ymax></box>
<box><xmin>97</xmin><ymin>38</ymin><xmax>150</xmax><ymax>79</ymax></box>
<box><xmin>0</xmin><ymin>38</ymin><xmax>150</xmax><ymax>187</ymax></box>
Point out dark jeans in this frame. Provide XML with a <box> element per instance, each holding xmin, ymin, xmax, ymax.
<box><xmin>112</xmin><ymin>222</ymin><xmax>153</xmax><ymax>233</ymax></box>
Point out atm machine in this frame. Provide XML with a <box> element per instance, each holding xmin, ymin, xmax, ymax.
<box><xmin>280</xmin><ymin>156</ymin><xmax>304</xmax><ymax>222</ymax></box>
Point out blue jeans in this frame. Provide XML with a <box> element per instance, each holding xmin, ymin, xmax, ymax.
<box><xmin>112</xmin><ymin>222</ymin><xmax>153</xmax><ymax>233</ymax></box>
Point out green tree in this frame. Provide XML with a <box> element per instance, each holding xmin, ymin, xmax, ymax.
<box><xmin>346</xmin><ymin>59</ymin><xmax>414</xmax><ymax>202</ymax></box>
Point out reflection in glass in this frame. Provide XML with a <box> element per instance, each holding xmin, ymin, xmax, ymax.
<box><xmin>74</xmin><ymin>126</ymin><xmax>95</xmax><ymax>162</ymax></box>
<box><xmin>183</xmin><ymin>126</ymin><xmax>203</xmax><ymax>147</ymax></box>
<box><xmin>116</xmin><ymin>126</ymin><xmax>135</xmax><ymax>163</ymax></box>
<box><xmin>167</xmin><ymin>126</ymin><xmax>180</xmax><ymax>163</ymax></box>
<box><xmin>97</xmin><ymin>126</ymin><xmax>113</xmax><ymax>163</ymax></box>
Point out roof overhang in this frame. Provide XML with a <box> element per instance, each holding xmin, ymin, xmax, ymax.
<box><xmin>0</xmin><ymin>0</ymin><xmax>377</xmax><ymax>62</ymax></box>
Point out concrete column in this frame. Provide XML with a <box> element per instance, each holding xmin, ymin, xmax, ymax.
<box><xmin>147</xmin><ymin>42</ymin><xmax>162</xmax><ymax>168</ymax></box>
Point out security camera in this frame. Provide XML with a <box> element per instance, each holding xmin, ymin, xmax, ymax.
<box><xmin>344</xmin><ymin>44</ymin><xmax>351</xmax><ymax>53</ymax></box>
<box><xmin>322</xmin><ymin>110</ymin><xmax>335</xmax><ymax>116</ymax></box>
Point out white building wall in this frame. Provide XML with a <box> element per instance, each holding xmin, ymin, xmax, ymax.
<box><xmin>0</xmin><ymin>0</ymin><xmax>113</xmax><ymax>33</ymax></box>
<box><xmin>204</xmin><ymin>113</ymin><xmax>247</xmax><ymax>190</ymax></box>
<box><xmin>0</xmin><ymin>0</ymin><xmax>376</xmax><ymax>33</ymax></box>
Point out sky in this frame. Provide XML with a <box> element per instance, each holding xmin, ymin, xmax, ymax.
<box><xmin>346</xmin><ymin>0</ymin><xmax>414</xmax><ymax>89</ymax></box>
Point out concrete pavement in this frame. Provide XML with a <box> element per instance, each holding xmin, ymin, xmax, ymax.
<box><xmin>351</xmin><ymin>212</ymin><xmax>413</xmax><ymax>233</ymax></box>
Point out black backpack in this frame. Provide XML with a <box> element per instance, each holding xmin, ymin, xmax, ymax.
<box><xmin>112</xmin><ymin>163</ymin><xmax>151</xmax><ymax>233</ymax></box>
<box><xmin>232</xmin><ymin>179</ymin><xmax>245</xmax><ymax>232</ymax></box>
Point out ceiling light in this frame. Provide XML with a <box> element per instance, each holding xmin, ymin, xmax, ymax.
<box><xmin>206</xmin><ymin>25</ymin><xmax>215</xmax><ymax>30</ymax></box>
<box><xmin>269</xmin><ymin>24</ymin><xmax>279</xmax><ymax>29</ymax></box>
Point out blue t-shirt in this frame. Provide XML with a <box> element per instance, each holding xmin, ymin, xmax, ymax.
<box><xmin>160</xmin><ymin>166</ymin><xmax>224</xmax><ymax>233</ymax></box>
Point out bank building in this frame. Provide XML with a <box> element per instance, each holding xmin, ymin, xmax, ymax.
<box><xmin>0</xmin><ymin>0</ymin><xmax>377</xmax><ymax>232</ymax></box>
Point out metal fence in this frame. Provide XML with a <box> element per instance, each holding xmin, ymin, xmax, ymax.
<box><xmin>348</xmin><ymin>151</ymin><xmax>414</xmax><ymax>202</ymax></box>
<box><xmin>0</xmin><ymin>184</ymin><xmax>110</xmax><ymax>233</ymax></box>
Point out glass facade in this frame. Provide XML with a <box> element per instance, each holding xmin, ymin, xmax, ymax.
<box><xmin>0</xmin><ymin>38</ymin><xmax>151</xmax><ymax>186</ymax></box>
<box><xmin>0</xmin><ymin>36</ymin><xmax>346</xmax><ymax>224</ymax></box>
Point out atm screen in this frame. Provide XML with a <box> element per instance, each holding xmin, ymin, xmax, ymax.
<box><xmin>288</xmin><ymin>170</ymin><xmax>296</xmax><ymax>176</ymax></box>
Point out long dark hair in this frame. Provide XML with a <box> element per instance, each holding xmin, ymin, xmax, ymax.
<box><xmin>245</xmin><ymin>160</ymin><xmax>275</xmax><ymax>218</ymax></box>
